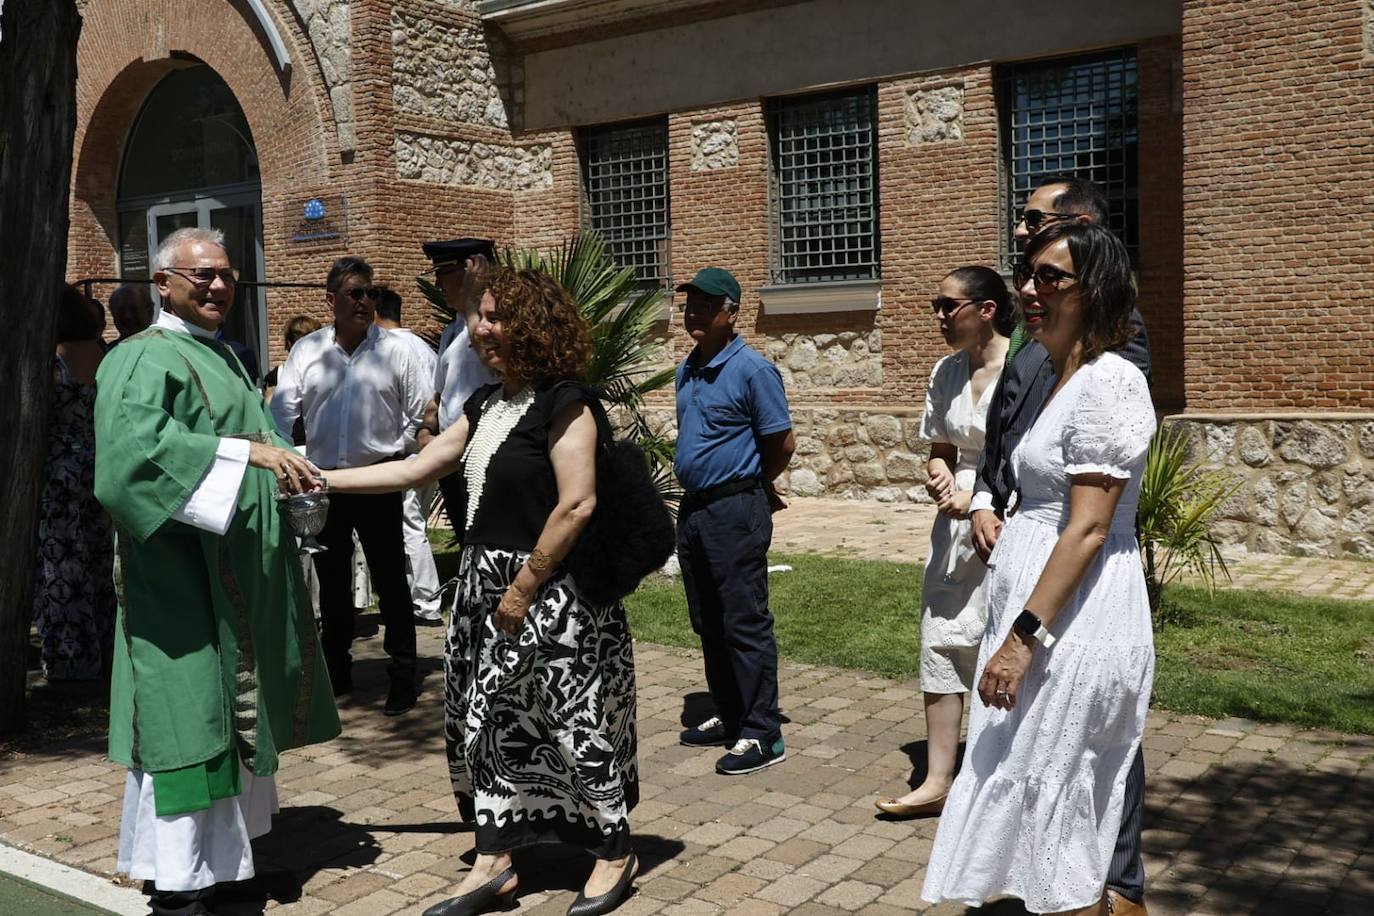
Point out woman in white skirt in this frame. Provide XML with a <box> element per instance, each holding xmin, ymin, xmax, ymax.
<box><xmin>875</xmin><ymin>266</ymin><xmax>1011</xmax><ymax>818</ymax></box>
<box><xmin>922</xmin><ymin>222</ymin><xmax>1156</xmax><ymax>915</ymax></box>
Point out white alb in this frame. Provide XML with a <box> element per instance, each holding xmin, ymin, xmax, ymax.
<box><xmin>922</xmin><ymin>352</ymin><xmax>1157</xmax><ymax>913</ymax></box>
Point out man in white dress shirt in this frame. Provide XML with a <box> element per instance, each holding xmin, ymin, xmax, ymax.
<box><xmin>373</xmin><ymin>286</ymin><xmax>444</xmax><ymax>625</ymax></box>
<box><xmin>270</xmin><ymin>257</ymin><xmax>430</xmax><ymax>716</ymax></box>
<box><xmin>416</xmin><ymin>238</ymin><xmax>499</xmax><ymax>529</ymax></box>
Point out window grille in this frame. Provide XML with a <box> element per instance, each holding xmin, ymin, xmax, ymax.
<box><xmin>580</xmin><ymin>120</ymin><xmax>670</xmax><ymax>287</ymax></box>
<box><xmin>768</xmin><ymin>88</ymin><xmax>879</xmax><ymax>285</ymax></box>
<box><xmin>999</xmin><ymin>49</ymin><xmax>1138</xmax><ymax>269</ymax></box>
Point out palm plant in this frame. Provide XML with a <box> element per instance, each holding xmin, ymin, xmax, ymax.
<box><xmin>417</xmin><ymin>230</ymin><xmax>679</xmax><ymax>501</ymax></box>
<box><xmin>1137</xmin><ymin>424</ymin><xmax>1241</xmax><ymax>622</ymax></box>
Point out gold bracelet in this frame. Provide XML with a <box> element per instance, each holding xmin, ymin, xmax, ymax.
<box><xmin>527</xmin><ymin>547</ymin><xmax>555</xmax><ymax>574</ymax></box>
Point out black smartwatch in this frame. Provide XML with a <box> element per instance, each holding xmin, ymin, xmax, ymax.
<box><xmin>1012</xmin><ymin>609</ymin><xmax>1056</xmax><ymax>648</ymax></box>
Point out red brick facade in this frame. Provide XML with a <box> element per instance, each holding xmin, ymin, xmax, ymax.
<box><xmin>63</xmin><ymin>1</ymin><xmax>1374</xmax><ymax>557</ymax></box>
<box><xmin>1181</xmin><ymin>0</ymin><xmax>1374</xmax><ymax>410</ymax></box>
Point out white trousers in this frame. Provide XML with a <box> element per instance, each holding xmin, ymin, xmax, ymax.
<box><xmin>116</xmin><ymin>767</ymin><xmax>277</xmax><ymax>892</ymax></box>
<box><xmin>402</xmin><ymin>458</ymin><xmax>442</xmax><ymax>619</ymax></box>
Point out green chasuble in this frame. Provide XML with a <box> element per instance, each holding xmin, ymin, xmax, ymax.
<box><xmin>94</xmin><ymin>325</ymin><xmax>340</xmax><ymax>789</ymax></box>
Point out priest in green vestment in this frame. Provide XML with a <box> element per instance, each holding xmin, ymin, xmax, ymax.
<box><xmin>94</xmin><ymin>227</ymin><xmax>340</xmax><ymax>916</ymax></box>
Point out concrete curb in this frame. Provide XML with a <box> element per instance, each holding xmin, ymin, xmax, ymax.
<box><xmin>0</xmin><ymin>842</ymin><xmax>145</xmax><ymax>915</ymax></box>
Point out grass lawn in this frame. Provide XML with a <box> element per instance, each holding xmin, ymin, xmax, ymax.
<box><xmin>623</xmin><ymin>552</ymin><xmax>1374</xmax><ymax>735</ymax></box>
<box><xmin>0</xmin><ymin>872</ymin><xmax>116</xmax><ymax>915</ymax></box>
<box><xmin>434</xmin><ymin>536</ymin><xmax>1374</xmax><ymax>733</ymax></box>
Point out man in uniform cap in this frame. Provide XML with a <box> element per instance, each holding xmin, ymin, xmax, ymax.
<box><xmin>414</xmin><ymin>239</ymin><xmax>499</xmax><ymax>530</ymax></box>
<box><xmin>672</xmin><ymin>267</ymin><xmax>795</xmax><ymax>776</ymax></box>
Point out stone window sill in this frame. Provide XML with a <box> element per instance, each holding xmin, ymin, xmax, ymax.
<box><xmin>758</xmin><ymin>280</ymin><xmax>882</xmax><ymax>315</ymax></box>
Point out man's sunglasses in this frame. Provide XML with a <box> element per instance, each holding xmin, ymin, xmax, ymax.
<box><xmin>341</xmin><ymin>287</ymin><xmax>381</xmax><ymax>302</ymax></box>
<box><xmin>1019</xmin><ymin>208</ymin><xmax>1078</xmax><ymax>232</ymax></box>
<box><xmin>165</xmin><ymin>267</ymin><xmax>239</xmax><ymax>286</ymax></box>
<box><xmin>1013</xmin><ymin>261</ymin><xmax>1078</xmax><ymax>290</ymax></box>
<box><xmin>930</xmin><ymin>296</ymin><xmax>978</xmax><ymax>317</ymax></box>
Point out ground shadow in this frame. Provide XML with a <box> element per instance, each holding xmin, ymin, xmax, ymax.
<box><xmin>1</xmin><ymin>664</ymin><xmax>111</xmax><ymax>760</ymax></box>
<box><xmin>678</xmin><ymin>691</ymin><xmax>793</xmax><ymax>729</ymax></box>
<box><xmin>897</xmin><ymin>737</ymin><xmax>968</xmax><ymax>788</ymax></box>
<box><xmin>188</xmin><ymin>805</ymin><xmax>382</xmax><ymax>916</ymax></box>
<box><xmin>489</xmin><ymin>834</ymin><xmax>685</xmax><ymax>899</ymax></box>
<box><xmin>931</xmin><ymin>749</ymin><xmax>1374</xmax><ymax>915</ymax></box>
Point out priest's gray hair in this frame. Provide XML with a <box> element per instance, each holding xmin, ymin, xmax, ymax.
<box><xmin>155</xmin><ymin>227</ymin><xmax>228</xmax><ymax>272</ymax></box>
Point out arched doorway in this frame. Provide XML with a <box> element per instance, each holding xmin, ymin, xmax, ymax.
<box><xmin>115</xmin><ymin>64</ymin><xmax>267</xmax><ymax>379</ymax></box>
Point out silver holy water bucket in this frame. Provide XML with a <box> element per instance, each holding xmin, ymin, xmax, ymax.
<box><xmin>278</xmin><ymin>491</ymin><xmax>330</xmax><ymax>554</ymax></box>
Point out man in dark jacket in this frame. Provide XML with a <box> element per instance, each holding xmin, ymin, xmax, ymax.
<box><xmin>970</xmin><ymin>176</ymin><xmax>1152</xmax><ymax>916</ymax></box>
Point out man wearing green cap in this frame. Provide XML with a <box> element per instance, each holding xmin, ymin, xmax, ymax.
<box><xmin>672</xmin><ymin>267</ymin><xmax>795</xmax><ymax>776</ymax></box>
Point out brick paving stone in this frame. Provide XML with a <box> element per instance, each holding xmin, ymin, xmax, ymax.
<box><xmin>756</xmin><ymin>872</ymin><xmax>832</xmax><ymax>907</ymax></box>
<box><xmin>2</xmin><ymin>536</ymin><xmax>1371</xmax><ymax>916</ymax></box>
<box><xmin>763</xmin><ymin>836</ymin><xmax>831</xmax><ymax>866</ymax></box>
<box><xmin>712</xmin><ymin>835</ymin><xmax>776</xmax><ymax>861</ymax></box>
<box><xmin>701</xmin><ymin>871</ymin><xmax>768</xmax><ymax>905</ymax></box>
<box><xmin>816</xmin><ymin>878</ymin><xmax>884</xmax><ymax>911</ymax></box>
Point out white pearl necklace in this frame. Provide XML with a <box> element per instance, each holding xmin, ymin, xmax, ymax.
<box><xmin>463</xmin><ymin>385</ymin><xmax>535</xmax><ymax>530</ymax></box>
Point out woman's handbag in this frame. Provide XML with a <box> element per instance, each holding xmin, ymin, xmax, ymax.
<box><xmin>563</xmin><ymin>390</ymin><xmax>676</xmax><ymax>605</ymax></box>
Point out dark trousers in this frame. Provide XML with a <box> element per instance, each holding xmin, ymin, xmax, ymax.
<box><xmin>313</xmin><ymin>490</ymin><xmax>416</xmax><ymax>683</ymax></box>
<box><xmin>1107</xmin><ymin>745</ymin><xmax>1147</xmax><ymax>901</ymax></box>
<box><xmin>676</xmin><ymin>484</ymin><xmax>781</xmax><ymax>745</ymax></box>
<box><xmin>148</xmin><ymin>885</ymin><xmax>214</xmax><ymax>916</ymax></box>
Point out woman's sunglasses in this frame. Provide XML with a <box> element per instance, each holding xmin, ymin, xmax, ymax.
<box><xmin>930</xmin><ymin>297</ymin><xmax>978</xmax><ymax>317</ymax></box>
<box><xmin>1013</xmin><ymin>262</ymin><xmax>1077</xmax><ymax>290</ymax></box>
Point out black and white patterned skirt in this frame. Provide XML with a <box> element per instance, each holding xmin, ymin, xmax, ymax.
<box><xmin>444</xmin><ymin>545</ymin><xmax>639</xmax><ymax>858</ymax></box>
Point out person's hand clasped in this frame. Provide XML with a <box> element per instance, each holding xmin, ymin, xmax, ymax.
<box><xmin>493</xmin><ymin>583</ymin><xmax>533</xmax><ymax>635</ymax></box>
<box><xmin>937</xmin><ymin>489</ymin><xmax>972</xmax><ymax>519</ymax></box>
<box><xmin>970</xmin><ymin>508</ymin><xmax>1003</xmax><ymax>562</ymax></box>
<box><xmin>978</xmin><ymin>632</ymin><xmax>1034</xmax><ymax>710</ymax></box>
<box><xmin>248</xmin><ymin>442</ymin><xmax>320</xmax><ymax>495</ymax></box>
<box><xmin>925</xmin><ymin>466</ymin><xmax>955</xmax><ymax>504</ymax></box>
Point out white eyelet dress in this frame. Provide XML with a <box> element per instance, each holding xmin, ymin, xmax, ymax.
<box><xmin>918</xmin><ymin>351</ymin><xmax>996</xmax><ymax>694</ymax></box>
<box><xmin>922</xmin><ymin>352</ymin><xmax>1157</xmax><ymax>913</ymax></box>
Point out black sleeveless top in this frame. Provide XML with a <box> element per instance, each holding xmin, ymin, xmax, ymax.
<box><xmin>457</xmin><ymin>380</ymin><xmax>599</xmax><ymax>552</ymax></box>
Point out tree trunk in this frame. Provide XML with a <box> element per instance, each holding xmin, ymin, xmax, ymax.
<box><xmin>0</xmin><ymin>0</ymin><xmax>81</xmax><ymax>735</ymax></box>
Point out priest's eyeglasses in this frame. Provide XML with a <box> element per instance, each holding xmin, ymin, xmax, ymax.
<box><xmin>165</xmin><ymin>267</ymin><xmax>240</xmax><ymax>286</ymax></box>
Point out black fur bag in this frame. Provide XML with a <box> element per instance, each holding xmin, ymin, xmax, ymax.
<box><xmin>564</xmin><ymin>394</ymin><xmax>676</xmax><ymax>606</ymax></box>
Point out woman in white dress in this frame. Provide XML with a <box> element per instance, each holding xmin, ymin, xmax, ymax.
<box><xmin>875</xmin><ymin>266</ymin><xmax>1012</xmax><ymax>818</ymax></box>
<box><xmin>922</xmin><ymin>222</ymin><xmax>1156</xmax><ymax>916</ymax></box>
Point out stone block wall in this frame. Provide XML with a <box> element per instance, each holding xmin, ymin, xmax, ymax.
<box><xmin>1167</xmin><ymin>416</ymin><xmax>1374</xmax><ymax>560</ymax></box>
<box><xmin>646</xmin><ymin>404</ymin><xmax>934</xmax><ymax>504</ymax></box>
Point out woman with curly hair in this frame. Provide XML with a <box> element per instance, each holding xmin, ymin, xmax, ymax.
<box><xmin>320</xmin><ymin>267</ymin><xmax>639</xmax><ymax>916</ymax></box>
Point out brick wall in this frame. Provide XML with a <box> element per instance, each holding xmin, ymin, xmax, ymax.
<box><xmin>69</xmin><ymin>0</ymin><xmax>354</xmax><ymax>368</ymax></box>
<box><xmin>1181</xmin><ymin>0</ymin><xmax>1374</xmax><ymax>410</ymax></box>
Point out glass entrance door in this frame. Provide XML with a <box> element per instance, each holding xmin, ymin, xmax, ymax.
<box><xmin>146</xmin><ymin>193</ymin><xmax>268</xmax><ymax>382</ymax></box>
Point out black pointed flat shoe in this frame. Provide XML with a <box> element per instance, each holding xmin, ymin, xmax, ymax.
<box><xmin>566</xmin><ymin>853</ymin><xmax>638</xmax><ymax>916</ymax></box>
<box><xmin>422</xmin><ymin>866</ymin><xmax>517</xmax><ymax>916</ymax></box>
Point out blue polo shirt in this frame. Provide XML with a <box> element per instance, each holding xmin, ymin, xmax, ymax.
<box><xmin>674</xmin><ymin>335</ymin><xmax>792</xmax><ymax>492</ymax></box>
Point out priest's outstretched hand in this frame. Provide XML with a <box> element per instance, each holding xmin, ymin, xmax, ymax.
<box><xmin>248</xmin><ymin>441</ymin><xmax>320</xmax><ymax>494</ymax></box>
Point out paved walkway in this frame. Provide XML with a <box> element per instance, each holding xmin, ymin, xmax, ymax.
<box><xmin>3</xmin><ymin>498</ymin><xmax>1372</xmax><ymax>914</ymax></box>
<box><xmin>3</xmin><ymin>623</ymin><xmax>1372</xmax><ymax>915</ymax></box>
<box><xmin>772</xmin><ymin>498</ymin><xmax>1374</xmax><ymax>603</ymax></box>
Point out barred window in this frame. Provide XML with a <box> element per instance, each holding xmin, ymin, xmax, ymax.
<box><xmin>1000</xmin><ymin>49</ymin><xmax>1138</xmax><ymax>268</ymax></box>
<box><xmin>768</xmin><ymin>88</ymin><xmax>879</xmax><ymax>285</ymax></box>
<box><xmin>580</xmin><ymin>120</ymin><xmax>670</xmax><ymax>286</ymax></box>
